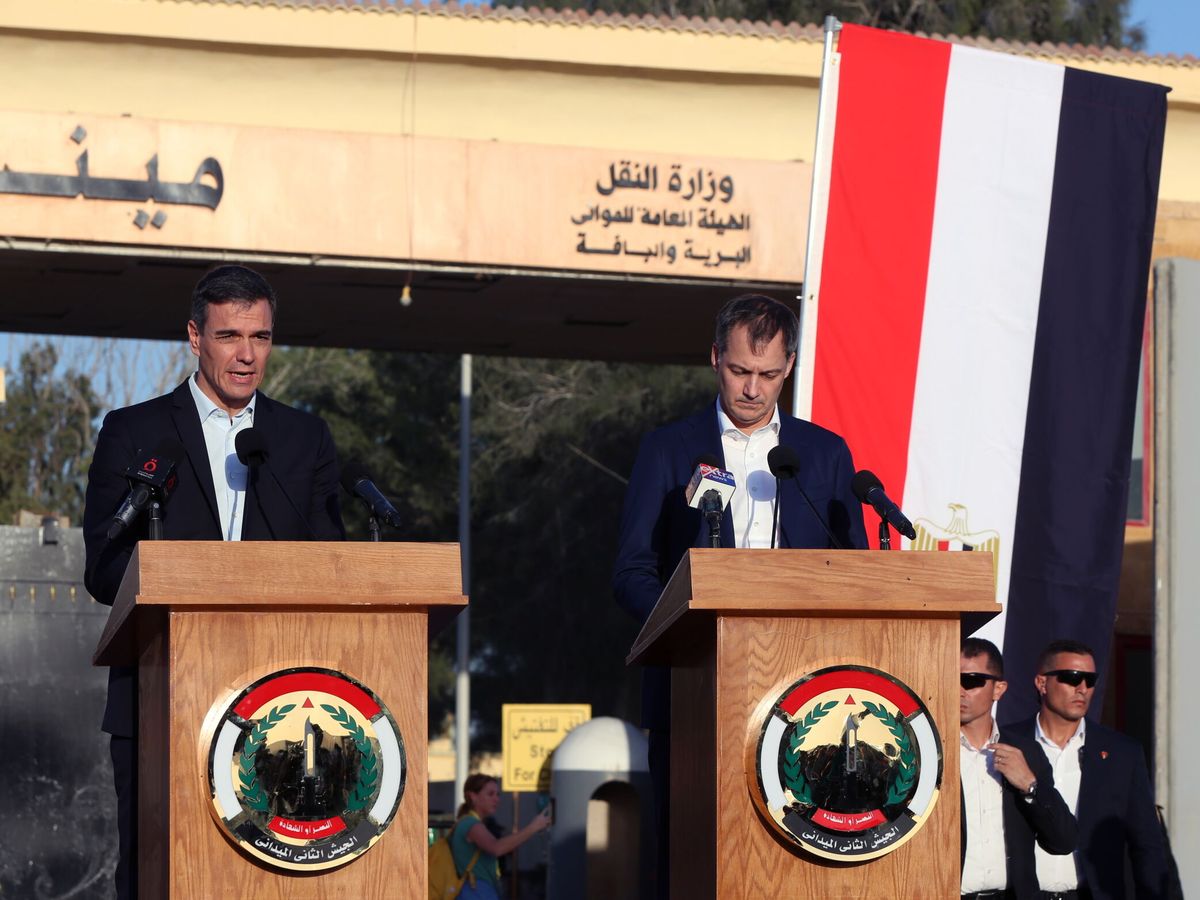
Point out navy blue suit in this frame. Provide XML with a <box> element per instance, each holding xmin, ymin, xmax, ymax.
<box><xmin>1008</xmin><ymin>717</ymin><xmax>1169</xmax><ymax>899</ymax></box>
<box><xmin>612</xmin><ymin>404</ymin><xmax>866</xmax><ymax>898</ymax></box>
<box><xmin>612</xmin><ymin>404</ymin><xmax>868</xmax><ymax>729</ymax></box>
<box><xmin>959</xmin><ymin>724</ymin><xmax>1077</xmax><ymax>898</ymax></box>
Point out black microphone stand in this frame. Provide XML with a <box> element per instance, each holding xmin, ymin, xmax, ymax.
<box><xmin>877</xmin><ymin>515</ymin><xmax>892</xmax><ymax>551</ymax></box>
<box><xmin>701</xmin><ymin>490</ymin><xmax>723</xmax><ymax>548</ymax></box>
<box><xmin>147</xmin><ymin>496</ymin><xmax>164</xmax><ymax>541</ymax></box>
<box><xmin>367</xmin><ymin>514</ymin><xmax>381</xmax><ymax>543</ymax></box>
<box><xmin>770</xmin><ymin>479</ymin><xmax>782</xmax><ymax>550</ymax></box>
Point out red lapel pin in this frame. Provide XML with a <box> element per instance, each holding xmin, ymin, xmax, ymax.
<box><xmin>1100</xmin><ymin>751</ymin><xmax>1109</xmax><ymax>760</ymax></box>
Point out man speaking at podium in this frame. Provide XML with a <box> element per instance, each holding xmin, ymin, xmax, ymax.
<box><xmin>612</xmin><ymin>293</ymin><xmax>867</xmax><ymax>896</ymax></box>
<box><xmin>82</xmin><ymin>264</ymin><xmax>345</xmax><ymax>900</ymax></box>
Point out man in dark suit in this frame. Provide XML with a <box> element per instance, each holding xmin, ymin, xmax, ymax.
<box><xmin>612</xmin><ymin>293</ymin><xmax>867</xmax><ymax>896</ymax></box>
<box><xmin>959</xmin><ymin>638</ymin><xmax>1076</xmax><ymax>899</ymax></box>
<box><xmin>1006</xmin><ymin>639</ymin><xmax>1168</xmax><ymax>899</ymax></box>
<box><xmin>83</xmin><ymin>265</ymin><xmax>344</xmax><ymax>900</ymax></box>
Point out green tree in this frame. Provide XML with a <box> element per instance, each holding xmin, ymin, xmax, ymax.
<box><xmin>263</xmin><ymin>346</ymin><xmax>463</xmax><ymax>732</ymax></box>
<box><xmin>0</xmin><ymin>343</ymin><xmax>101</xmax><ymax>524</ymax></box>
<box><xmin>465</xmin><ymin>357</ymin><xmax>712</xmax><ymax>745</ymax></box>
<box><xmin>264</xmin><ymin>346</ymin><xmax>715</xmax><ymax>749</ymax></box>
<box><xmin>494</xmin><ymin>0</ymin><xmax>1143</xmax><ymax>49</ymax></box>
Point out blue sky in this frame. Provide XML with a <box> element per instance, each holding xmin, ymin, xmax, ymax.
<box><xmin>1129</xmin><ymin>0</ymin><xmax>1200</xmax><ymax>56</ymax></box>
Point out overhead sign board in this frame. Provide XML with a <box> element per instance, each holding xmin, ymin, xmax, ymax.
<box><xmin>0</xmin><ymin>110</ymin><xmax>810</xmax><ymax>282</ymax></box>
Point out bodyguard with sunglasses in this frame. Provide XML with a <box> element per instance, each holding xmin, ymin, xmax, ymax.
<box><xmin>960</xmin><ymin>638</ymin><xmax>1076</xmax><ymax>899</ymax></box>
<box><xmin>1008</xmin><ymin>639</ymin><xmax>1169</xmax><ymax>899</ymax></box>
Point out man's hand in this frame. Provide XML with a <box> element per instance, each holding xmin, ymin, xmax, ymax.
<box><xmin>986</xmin><ymin>742</ymin><xmax>1036</xmax><ymax>793</ymax></box>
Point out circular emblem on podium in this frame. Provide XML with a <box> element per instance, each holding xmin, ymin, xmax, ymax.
<box><xmin>206</xmin><ymin>667</ymin><xmax>405</xmax><ymax>871</ymax></box>
<box><xmin>748</xmin><ymin>665</ymin><xmax>941</xmax><ymax>861</ymax></box>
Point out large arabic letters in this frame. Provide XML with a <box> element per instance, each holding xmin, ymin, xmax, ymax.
<box><xmin>0</xmin><ymin>129</ymin><xmax>225</xmax><ymax>214</ymax></box>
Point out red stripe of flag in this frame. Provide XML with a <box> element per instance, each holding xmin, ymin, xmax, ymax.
<box><xmin>811</xmin><ymin>25</ymin><xmax>950</xmax><ymax>546</ymax></box>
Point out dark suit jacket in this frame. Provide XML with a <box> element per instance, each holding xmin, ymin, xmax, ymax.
<box><xmin>959</xmin><ymin>724</ymin><xmax>1077</xmax><ymax>899</ymax></box>
<box><xmin>83</xmin><ymin>380</ymin><xmax>345</xmax><ymax>737</ymax></box>
<box><xmin>612</xmin><ymin>405</ymin><xmax>867</xmax><ymax>729</ymax></box>
<box><xmin>1008</xmin><ymin>716</ymin><xmax>1169</xmax><ymax>899</ymax></box>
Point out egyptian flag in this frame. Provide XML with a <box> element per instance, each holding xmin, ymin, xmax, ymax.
<box><xmin>799</xmin><ymin>24</ymin><xmax>1167</xmax><ymax>720</ymax></box>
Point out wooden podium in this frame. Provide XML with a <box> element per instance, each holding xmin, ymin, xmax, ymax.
<box><xmin>627</xmin><ymin>549</ymin><xmax>998</xmax><ymax>900</ymax></box>
<box><xmin>93</xmin><ymin>541</ymin><xmax>466</xmax><ymax>899</ymax></box>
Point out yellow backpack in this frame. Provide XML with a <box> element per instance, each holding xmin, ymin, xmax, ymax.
<box><xmin>428</xmin><ymin>822</ymin><xmax>480</xmax><ymax>900</ymax></box>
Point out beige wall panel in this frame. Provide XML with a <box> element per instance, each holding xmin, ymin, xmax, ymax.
<box><xmin>0</xmin><ymin>33</ymin><xmax>819</xmax><ymax>162</ymax></box>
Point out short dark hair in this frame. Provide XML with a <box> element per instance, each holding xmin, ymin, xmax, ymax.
<box><xmin>190</xmin><ymin>264</ymin><xmax>277</xmax><ymax>334</ymax></box>
<box><xmin>961</xmin><ymin>637</ymin><xmax>1004</xmax><ymax>677</ymax></box>
<box><xmin>714</xmin><ymin>293</ymin><xmax>798</xmax><ymax>356</ymax></box>
<box><xmin>1037</xmin><ymin>638</ymin><xmax>1095</xmax><ymax>673</ymax></box>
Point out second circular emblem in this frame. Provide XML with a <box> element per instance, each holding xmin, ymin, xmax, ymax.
<box><xmin>747</xmin><ymin>665</ymin><xmax>942</xmax><ymax>862</ymax></box>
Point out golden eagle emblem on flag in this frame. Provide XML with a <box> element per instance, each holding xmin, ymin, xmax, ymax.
<box><xmin>911</xmin><ymin>504</ymin><xmax>999</xmax><ymax>578</ymax></box>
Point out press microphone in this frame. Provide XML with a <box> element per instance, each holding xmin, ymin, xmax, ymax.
<box><xmin>767</xmin><ymin>445</ymin><xmax>845</xmax><ymax>550</ymax></box>
<box><xmin>340</xmin><ymin>463</ymin><xmax>403</xmax><ymax>529</ymax></box>
<box><xmin>686</xmin><ymin>454</ymin><xmax>735</xmax><ymax>548</ymax></box>
<box><xmin>107</xmin><ymin>439</ymin><xmax>184</xmax><ymax>540</ymax></box>
<box><xmin>235</xmin><ymin>428</ymin><xmax>316</xmax><ymax>539</ymax></box>
<box><xmin>851</xmin><ymin>470</ymin><xmax>917</xmax><ymax>540</ymax></box>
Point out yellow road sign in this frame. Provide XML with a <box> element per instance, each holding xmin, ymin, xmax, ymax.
<box><xmin>501</xmin><ymin>704</ymin><xmax>591</xmax><ymax>793</ymax></box>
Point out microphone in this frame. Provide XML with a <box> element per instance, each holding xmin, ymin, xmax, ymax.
<box><xmin>235</xmin><ymin>428</ymin><xmax>316</xmax><ymax>540</ymax></box>
<box><xmin>107</xmin><ymin>439</ymin><xmax>184</xmax><ymax>540</ymax></box>
<box><xmin>851</xmin><ymin>470</ymin><xmax>917</xmax><ymax>540</ymax></box>
<box><xmin>340</xmin><ymin>463</ymin><xmax>403</xmax><ymax>529</ymax></box>
<box><xmin>767</xmin><ymin>445</ymin><xmax>845</xmax><ymax>550</ymax></box>
<box><xmin>685</xmin><ymin>455</ymin><xmax>735</xmax><ymax>549</ymax></box>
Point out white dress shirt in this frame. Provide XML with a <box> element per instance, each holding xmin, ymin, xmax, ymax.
<box><xmin>188</xmin><ymin>374</ymin><xmax>255</xmax><ymax>541</ymax></box>
<box><xmin>961</xmin><ymin>722</ymin><xmax>1008</xmax><ymax>894</ymax></box>
<box><xmin>1034</xmin><ymin>715</ymin><xmax>1086</xmax><ymax>891</ymax></box>
<box><xmin>717</xmin><ymin>399</ymin><xmax>781</xmax><ymax>548</ymax></box>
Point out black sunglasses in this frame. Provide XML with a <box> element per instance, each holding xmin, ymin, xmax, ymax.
<box><xmin>960</xmin><ymin>673</ymin><xmax>1002</xmax><ymax>690</ymax></box>
<box><xmin>1043</xmin><ymin>669</ymin><xmax>1098</xmax><ymax>688</ymax></box>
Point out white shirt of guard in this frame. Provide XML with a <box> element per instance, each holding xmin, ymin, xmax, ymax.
<box><xmin>960</xmin><ymin>722</ymin><xmax>1008</xmax><ymax>894</ymax></box>
<box><xmin>188</xmin><ymin>373</ymin><xmax>255</xmax><ymax>541</ymax></box>
<box><xmin>717</xmin><ymin>398</ymin><xmax>780</xmax><ymax>549</ymax></box>
<box><xmin>1034</xmin><ymin>714</ymin><xmax>1086</xmax><ymax>891</ymax></box>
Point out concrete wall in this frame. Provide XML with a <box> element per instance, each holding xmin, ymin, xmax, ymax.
<box><xmin>1155</xmin><ymin>257</ymin><xmax>1200</xmax><ymax>896</ymax></box>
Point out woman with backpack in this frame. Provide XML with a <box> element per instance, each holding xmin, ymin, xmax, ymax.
<box><xmin>449</xmin><ymin>774</ymin><xmax>552</xmax><ymax>899</ymax></box>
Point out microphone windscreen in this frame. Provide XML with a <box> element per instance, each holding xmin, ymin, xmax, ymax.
<box><xmin>767</xmin><ymin>445</ymin><xmax>801</xmax><ymax>480</ymax></box>
<box><xmin>851</xmin><ymin>469</ymin><xmax>883</xmax><ymax>504</ymax></box>
<box><xmin>234</xmin><ymin>428</ymin><xmax>268</xmax><ymax>467</ymax></box>
<box><xmin>339</xmin><ymin>462</ymin><xmax>371</xmax><ymax>493</ymax></box>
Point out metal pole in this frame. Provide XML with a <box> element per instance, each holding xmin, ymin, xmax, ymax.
<box><xmin>794</xmin><ymin>15</ymin><xmax>842</xmax><ymax>418</ymax></box>
<box><xmin>455</xmin><ymin>354</ymin><xmax>472</xmax><ymax>808</ymax></box>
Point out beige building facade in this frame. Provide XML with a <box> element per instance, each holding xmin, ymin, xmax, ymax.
<box><xmin>2</xmin><ymin>0</ymin><xmax>1195</xmax><ymax>771</ymax></box>
<box><xmin>3</xmin><ymin>0</ymin><xmax>1196</xmax><ymax>358</ymax></box>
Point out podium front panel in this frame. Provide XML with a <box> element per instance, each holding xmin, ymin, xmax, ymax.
<box><xmin>141</xmin><ymin>609</ymin><xmax>427</xmax><ymax>899</ymax></box>
<box><xmin>671</xmin><ymin>612</ymin><xmax>960</xmax><ymax>900</ymax></box>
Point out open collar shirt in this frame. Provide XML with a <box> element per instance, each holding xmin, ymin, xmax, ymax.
<box><xmin>717</xmin><ymin>399</ymin><xmax>781</xmax><ymax>549</ymax></box>
<box><xmin>188</xmin><ymin>373</ymin><xmax>255</xmax><ymax>541</ymax></box>
<box><xmin>1033</xmin><ymin>714</ymin><xmax>1086</xmax><ymax>892</ymax></box>
<box><xmin>961</xmin><ymin>720</ymin><xmax>1008</xmax><ymax>894</ymax></box>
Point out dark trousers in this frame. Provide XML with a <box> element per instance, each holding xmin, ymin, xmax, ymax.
<box><xmin>648</xmin><ymin>728</ymin><xmax>670</xmax><ymax>900</ymax></box>
<box><xmin>110</xmin><ymin>734</ymin><xmax>137</xmax><ymax>900</ymax></box>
